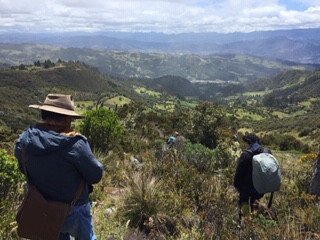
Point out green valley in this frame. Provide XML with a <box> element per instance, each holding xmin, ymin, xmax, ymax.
<box><xmin>1</xmin><ymin>57</ymin><xmax>320</xmax><ymax>240</ymax></box>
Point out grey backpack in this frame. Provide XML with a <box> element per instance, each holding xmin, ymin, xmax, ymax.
<box><xmin>252</xmin><ymin>151</ymin><xmax>281</xmax><ymax>194</ymax></box>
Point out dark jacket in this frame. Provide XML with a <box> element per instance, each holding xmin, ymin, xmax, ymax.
<box><xmin>233</xmin><ymin>143</ymin><xmax>270</xmax><ymax>192</ymax></box>
<box><xmin>15</xmin><ymin>125</ymin><xmax>104</xmax><ymax>205</ymax></box>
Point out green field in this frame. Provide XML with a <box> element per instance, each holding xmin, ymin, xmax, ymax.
<box><xmin>104</xmin><ymin>96</ymin><xmax>132</xmax><ymax>107</ymax></box>
<box><xmin>235</xmin><ymin>108</ymin><xmax>265</xmax><ymax>121</ymax></box>
<box><xmin>243</xmin><ymin>90</ymin><xmax>272</xmax><ymax>97</ymax></box>
<box><xmin>75</xmin><ymin>100</ymin><xmax>95</xmax><ymax>113</ymax></box>
<box><xmin>154</xmin><ymin>101</ymin><xmax>175</xmax><ymax>111</ymax></box>
<box><xmin>134</xmin><ymin>86</ymin><xmax>161</xmax><ymax>98</ymax></box>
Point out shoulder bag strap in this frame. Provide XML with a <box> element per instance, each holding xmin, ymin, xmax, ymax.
<box><xmin>21</xmin><ymin>147</ymin><xmax>31</xmax><ymax>185</ymax></box>
<box><xmin>71</xmin><ymin>181</ymin><xmax>86</xmax><ymax>206</ymax></box>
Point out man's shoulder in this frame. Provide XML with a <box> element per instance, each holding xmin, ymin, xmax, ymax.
<box><xmin>62</xmin><ymin>131</ymin><xmax>88</xmax><ymax>141</ymax></box>
<box><xmin>239</xmin><ymin>149</ymin><xmax>254</xmax><ymax>161</ymax></box>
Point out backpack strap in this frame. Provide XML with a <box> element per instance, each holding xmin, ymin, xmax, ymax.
<box><xmin>245</xmin><ymin>146</ymin><xmax>266</xmax><ymax>156</ymax></box>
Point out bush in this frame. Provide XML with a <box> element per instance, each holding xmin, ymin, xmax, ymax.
<box><xmin>299</xmin><ymin>127</ymin><xmax>313</xmax><ymax>137</ymax></box>
<box><xmin>0</xmin><ymin>149</ymin><xmax>22</xmax><ymax>198</ymax></box>
<box><xmin>117</xmin><ymin>172</ymin><xmax>175</xmax><ymax>235</ymax></box>
<box><xmin>0</xmin><ymin>149</ymin><xmax>23</xmax><ymax>239</ymax></box>
<box><xmin>186</xmin><ymin>102</ymin><xmax>225</xmax><ymax>149</ymax></box>
<box><xmin>279</xmin><ymin>134</ymin><xmax>304</xmax><ymax>151</ymax></box>
<box><xmin>79</xmin><ymin>108</ymin><xmax>124</xmax><ymax>153</ymax></box>
<box><xmin>262</xmin><ymin>133</ymin><xmax>310</xmax><ymax>152</ymax></box>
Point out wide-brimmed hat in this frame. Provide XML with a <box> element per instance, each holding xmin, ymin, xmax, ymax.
<box><xmin>29</xmin><ymin>94</ymin><xmax>83</xmax><ymax>118</ymax></box>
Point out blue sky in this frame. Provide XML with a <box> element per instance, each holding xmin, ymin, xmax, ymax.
<box><xmin>0</xmin><ymin>0</ymin><xmax>319</xmax><ymax>33</ymax></box>
<box><xmin>279</xmin><ymin>0</ymin><xmax>308</xmax><ymax>11</ymax></box>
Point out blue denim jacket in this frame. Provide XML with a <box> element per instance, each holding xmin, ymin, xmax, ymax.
<box><xmin>15</xmin><ymin>125</ymin><xmax>104</xmax><ymax>205</ymax></box>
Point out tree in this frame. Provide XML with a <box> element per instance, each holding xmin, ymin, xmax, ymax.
<box><xmin>187</xmin><ymin>102</ymin><xmax>225</xmax><ymax>149</ymax></box>
<box><xmin>43</xmin><ymin>59</ymin><xmax>55</xmax><ymax>69</ymax></box>
<box><xmin>79</xmin><ymin>108</ymin><xmax>124</xmax><ymax>153</ymax></box>
<box><xmin>34</xmin><ymin>60</ymin><xmax>41</xmax><ymax>67</ymax></box>
<box><xmin>18</xmin><ymin>64</ymin><xmax>26</xmax><ymax>70</ymax></box>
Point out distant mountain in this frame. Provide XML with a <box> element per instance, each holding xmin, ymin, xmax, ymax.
<box><xmin>0</xmin><ymin>43</ymin><xmax>315</xmax><ymax>83</ymax></box>
<box><xmin>0</xmin><ymin>28</ymin><xmax>319</xmax><ymax>63</ymax></box>
<box><xmin>220</xmin><ymin>36</ymin><xmax>320</xmax><ymax>64</ymax></box>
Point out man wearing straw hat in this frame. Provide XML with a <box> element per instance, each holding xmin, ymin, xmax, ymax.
<box><xmin>15</xmin><ymin>94</ymin><xmax>104</xmax><ymax>240</ymax></box>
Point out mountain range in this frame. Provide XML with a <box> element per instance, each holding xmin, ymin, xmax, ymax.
<box><xmin>0</xmin><ymin>28</ymin><xmax>320</xmax><ymax>64</ymax></box>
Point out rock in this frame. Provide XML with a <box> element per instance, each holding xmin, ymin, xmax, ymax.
<box><xmin>104</xmin><ymin>207</ymin><xmax>116</xmax><ymax>219</ymax></box>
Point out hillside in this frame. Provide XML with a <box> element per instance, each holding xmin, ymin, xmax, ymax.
<box><xmin>0</xmin><ymin>44</ymin><xmax>315</xmax><ymax>83</ymax></box>
<box><xmin>249</xmin><ymin>70</ymin><xmax>320</xmax><ymax>108</ymax></box>
<box><xmin>0</xmin><ymin>62</ymin><xmax>124</xmax><ymax>131</ymax></box>
<box><xmin>1</xmin><ymin>67</ymin><xmax>320</xmax><ymax>239</ymax></box>
<box><xmin>1</xmin><ymin>57</ymin><xmax>320</xmax><ymax>239</ymax></box>
<box><xmin>138</xmin><ymin>75</ymin><xmax>199</xmax><ymax>97</ymax></box>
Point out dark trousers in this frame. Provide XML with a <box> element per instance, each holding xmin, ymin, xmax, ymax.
<box><xmin>239</xmin><ymin>187</ymin><xmax>264</xmax><ymax>210</ymax></box>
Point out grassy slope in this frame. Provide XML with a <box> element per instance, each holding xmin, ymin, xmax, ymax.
<box><xmin>0</xmin><ymin>62</ymin><xmax>123</xmax><ymax>130</ymax></box>
<box><xmin>1</xmin><ymin>62</ymin><xmax>320</xmax><ymax>239</ymax></box>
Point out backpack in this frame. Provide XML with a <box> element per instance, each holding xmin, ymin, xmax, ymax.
<box><xmin>251</xmin><ymin>150</ymin><xmax>281</xmax><ymax>195</ymax></box>
<box><xmin>167</xmin><ymin>136</ymin><xmax>176</xmax><ymax>145</ymax></box>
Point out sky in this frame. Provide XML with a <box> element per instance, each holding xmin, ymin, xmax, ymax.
<box><xmin>0</xmin><ymin>0</ymin><xmax>320</xmax><ymax>33</ymax></box>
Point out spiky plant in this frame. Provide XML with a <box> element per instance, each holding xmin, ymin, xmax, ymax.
<box><xmin>117</xmin><ymin>171</ymin><xmax>172</xmax><ymax>235</ymax></box>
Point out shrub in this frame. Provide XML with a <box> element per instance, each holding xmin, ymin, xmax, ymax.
<box><xmin>185</xmin><ymin>142</ymin><xmax>218</xmax><ymax>172</ymax></box>
<box><xmin>79</xmin><ymin>108</ymin><xmax>124</xmax><ymax>153</ymax></box>
<box><xmin>186</xmin><ymin>102</ymin><xmax>225</xmax><ymax>149</ymax></box>
<box><xmin>0</xmin><ymin>149</ymin><xmax>22</xmax><ymax>198</ymax></box>
<box><xmin>299</xmin><ymin>127</ymin><xmax>313</xmax><ymax>137</ymax></box>
<box><xmin>0</xmin><ymin>149</ymin><xmax>23</xmax><ymax>239</ymax></box>
<box><xmin>262</xmin><ymin>133</ymin><xmax>310</xmax><ymax>152</ymax></box>
<box><xmin>117</xmin><ymin>171</ymin><xmax>175</xmax><ymax>235</ymax></box>
<box><xmin>279</xmin><ymin>134</ymin><xmax>304</xmax><ymax>151</ymax></box>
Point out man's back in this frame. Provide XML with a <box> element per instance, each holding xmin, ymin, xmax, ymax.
<box><xmin>234</xmin><ymin>143</ymin><xmax>267</xmax><ymax>191</ymax></box>
<box><xmin>15</xmin><ymin>124</ymin><xmax>103</xmax><ymax>205</ymax></box>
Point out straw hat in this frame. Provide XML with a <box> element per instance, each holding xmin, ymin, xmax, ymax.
<box><xmin>29</xmin><ymin>94</ymin><xmax>83</xmax><ymax>118</ymax></box>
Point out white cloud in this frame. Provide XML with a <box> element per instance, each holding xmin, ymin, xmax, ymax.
<box><xmin>0</xmin><ymin>0</ymin><xmax>319</xmax><ymax>33</ymax></box>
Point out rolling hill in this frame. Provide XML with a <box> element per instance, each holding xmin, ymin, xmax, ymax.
<box><xmin>0</xmin><ymin>62</ymin><xmax>125</xmax><ymax>131</ymax></box>
<box><xmin>0</xmin><ymin>43</ymin><xmax>315</xmax><ymax>83</ymax></box>
<box><xmin>245</xmin><ymin>69</ymin><xmax>320</xmax><ymax>107</ymax></box>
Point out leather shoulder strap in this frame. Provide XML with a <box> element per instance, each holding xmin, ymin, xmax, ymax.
<box><xmin>71</xmin><ymin>181</ymin><xmax>86</xmax><ymax>206</ymax></box>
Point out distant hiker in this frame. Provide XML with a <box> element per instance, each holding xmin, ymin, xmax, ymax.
<box><xmin>15</xmin><ymin>94</ymin><xmax>104</xmax><ymax>240</ymax></box>
<box><xmin>166</xmin><ymin>132</ymin><xmax>177</xmax><ymax>149</ymax></box>
<box><xmin>167</xmin><ymin>135</ymin><xmax>176</xmax><ymax>146</ymax></box>
<box><xmin>234</xmin><ymin>133</ymin><xmax>274</xmax><ymax>212</ymax></box>
<box><xmin>166</xmin><ymin>131</ymin><xmax>185</xmax><ymax>149</ymax></box>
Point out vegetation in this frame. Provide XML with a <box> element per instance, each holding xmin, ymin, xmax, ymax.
<box><xmin>0</xmin><ymin>43</ymin><xmax>313</xmax><ymax>81</ymax></box>
<box><xmin>80</xmin><ymin>108</ymin><xmax>124</xmax><ymax>153</ymax></box>
<box><xmin>1</xmin><ymin>60</ymin><xmax>320</xmax><ymax>239</ymax></box>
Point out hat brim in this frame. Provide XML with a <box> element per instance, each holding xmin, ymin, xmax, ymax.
<box><xmin>29</xmin><ymin>104</ymin><xmax>84</xmax><ymax>118</ymax></box>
